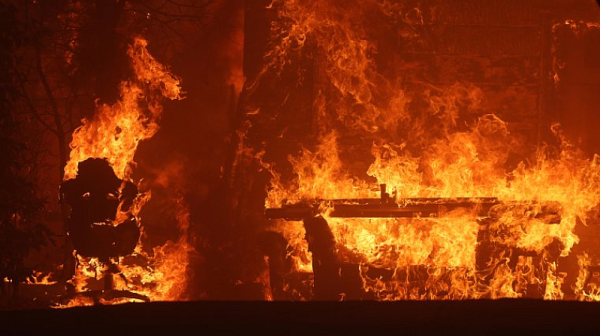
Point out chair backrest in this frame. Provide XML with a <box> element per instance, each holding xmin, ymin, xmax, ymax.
<box><xmin>62</xmin><ymin>158</ymin><xmax>140</xmax><ymax>259</ymax></box>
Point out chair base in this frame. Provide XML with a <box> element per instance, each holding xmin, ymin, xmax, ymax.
<box><xmin>60</xmin><ymin>289</ymin><xmax>150</xmax><ymax>305</ymax></box>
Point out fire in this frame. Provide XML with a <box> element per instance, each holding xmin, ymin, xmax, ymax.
<box><xmin>255</xmin><ymin>0</ymin><xmax>600</xmax><ymax>300</ymax></box>
<box><xmin>64</xmin><ymin>37</ymin><xmax>181</xmax><ymax>181</ymax></box>
<box><xmin>59</xmin><ymin>37</ymin><xmax>192</xmax><ymax>306</ymax></box>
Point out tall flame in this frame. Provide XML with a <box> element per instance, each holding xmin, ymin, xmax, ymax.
<box><xmin>64</xmin><ymin>37</ymin><xmax>182</xmax><ymax>181</ymax></box>
<box><xmin>257</xmin><ymin>0</ymin><xmax>600</xmax><ymax>300</ymax></box>
<box><xmin>60</xmin><ymin>37</ymin><xmax>192</xmax><ymax>305</ymax></box>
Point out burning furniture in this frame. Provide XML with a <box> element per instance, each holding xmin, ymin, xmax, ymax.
<box><xmin>266</xmin><ymin>184</ymin><xmax>564</xmax><ymax>300</ymax></box>
<box><xmin>267</xmin><ymin>184</ymin><xmax>561</xmax><ymax>221</ymax></box>
<box><xmin>61</xmin><ymin>158</ymin><xmax>149</xmax><ymax>303</ymax></box>
<box><xmin>233</xmin><ymin>0</ymin><xmax>600</xmax><ymax>302</ymax></box>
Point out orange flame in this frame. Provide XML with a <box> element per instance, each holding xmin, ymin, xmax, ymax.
<box><xmin>258</xmin><ymin>0</ymin><xmax>600</xmax><ymax>300</ymax></box>
<box><xmin>64</xmin><ymin>37</ymin><xmax>182</xmax><ymax>181</ymax></box>
<box><xmin>59</xmin><ymin>37</ymin><xmax>192</xmax><ymax>306</ymax></box>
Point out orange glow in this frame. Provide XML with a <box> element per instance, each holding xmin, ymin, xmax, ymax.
<box><xmin>59</xmin><ymin>37</ymin><xmax>191</xmax><ymax>306</ymax></box>
<box><xmin>259</xmin><ymin>1</ymin><xmax>600</xmax><ymax>300</ymax></box>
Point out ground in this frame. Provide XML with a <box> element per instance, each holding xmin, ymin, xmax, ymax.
<box><xmin>2</xmin><ymin>293</ymin><xmax>600</xmax><ymax>334</ymax></box>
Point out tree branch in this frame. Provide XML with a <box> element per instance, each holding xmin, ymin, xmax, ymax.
<box><xmin>14</xmin><ymin>71</ymin><xmax>58</xmax><ymax>136</ymax></box>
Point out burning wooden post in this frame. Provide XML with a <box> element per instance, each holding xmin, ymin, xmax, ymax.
<box><xmin>303</xmin><ymin>216</ymin><xmax>342</xmax><ymax>300</ymax></box>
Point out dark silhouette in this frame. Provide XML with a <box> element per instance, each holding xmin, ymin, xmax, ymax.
<box><xmin>60</xmin><ymin>158</ymin><xmax>149</xmax><ymax>303</ymax></box>
<box><xmin>257</xmin><ymin>231</ymin><xmax>292</xmax><ymax>300</ymax></box>
<box><xmin>303</xmin><ymin>216</ymin><xmax>342</xmax><ymax>300</ymax></box>
<box><xmin>61</xmin><ymin>158</ymin><xmax>140</xmax><ymax>260</ymax></box>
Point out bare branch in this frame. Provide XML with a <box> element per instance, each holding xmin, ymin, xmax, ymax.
<box><xmin>14</xmin><ymin>71</ymin><xmax>58</xmax><ymax>135</ymax></box>
<box><xmin>34</xmin><ymin>43</ymin><xmax>64</xmax><ymax>139</ymax></box>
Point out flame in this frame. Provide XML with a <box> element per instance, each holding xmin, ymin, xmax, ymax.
<box><xmin>27</xmin><ymin>271</ymin><xmax>58</xmax><ymax>286</ymax></box>
<box><xmin>126</xmin><ymin>195</ymin><xmax>194</xmax><ymax>301</ymax></box>
<box><xmin>256</xmin><ymin>0</ymin><xmax>600</xmax><ymax>300</ymax></box>
<box><xmin>64</xmin><ymin>37</ymin><xmax>182</xmax><ymax>181</ymax></box>
<box><xmin>59</xmin><ymin>37</ymin><xmax>193</xmax><ymax>306</ymax></box>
